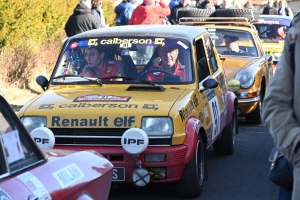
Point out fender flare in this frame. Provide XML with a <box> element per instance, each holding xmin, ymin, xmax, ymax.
<box><xmin>183</xmin><ymin>117</ymin><xmax>204</xmax><ymax>165</ymax></box>
<box><xmin>226</xmin><ymin>91</ymin><xmax>237</xmax><ymax>126</ymax></box>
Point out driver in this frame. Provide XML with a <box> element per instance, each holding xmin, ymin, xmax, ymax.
<box><xmin>223</xmin><ymin>35</ymin><xmax>251</xmax><ymax>56</ymax></box>
<box><xmin>80</xmin><ymin>47</ymin><xmax>126</xmax><ymax>78</ymax></box>
<box><xmin>267</xmin><ymin>24</ymin><xmax>286</xmax><ymax>40</ymax></box>
<box><xmin>146</xmin><ymin>46</ymin><xmax>186</xmax><ymax>81</ymax></box>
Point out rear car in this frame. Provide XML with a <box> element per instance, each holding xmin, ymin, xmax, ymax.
<box><xmin>0</xmin><ymin>95</ymin><xmax>113</xmax><ymax>200</ymax></box>
<box><xmin>253</xmin><ymin>15</ymin><xmax>292</xmax><ymax>72</ymax></box>
<box><xmin>179</xmin><ymin>10</ymin><xmax>273</xmax><ymax>124</ymax></box>
<box><xmin>17</xmin><ymin>25</ymin><xmax>237</xmax><ymax>198</ymax></box>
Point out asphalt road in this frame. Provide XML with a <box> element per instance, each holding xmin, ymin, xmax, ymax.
<box><xmin>108</xmin><ymin>120</ymin><xmax>278</xmax><ymax>200</ymax></box>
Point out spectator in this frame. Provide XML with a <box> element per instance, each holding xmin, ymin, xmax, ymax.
<box><xmin>196</xmin><ymin>0</ymin><xmax>216</xmax><ymax>10</ymax></box>
<box><xmin>244</xmin><ymin>0</ymin><xmax>254</xmax><ymax>9</ymax></box>
<box><xmin>262</xmin><ymin>0</ymin><xmax>278</xmax><ymax>15</ymax></box>
<box><xmin>262</xmin><ymin>14</ymin><xmax>300</xmax><ymax>200</ymax></box>
<box><xmin>220</xmin><ymin>0</ymin><xmax>234</xmax><ymax>9</ymax></box>
<box><xmin>114</xmin><ymin>0</ymin><xmax>134</xmax><ymax>26</ymax></box>
<box><xmin>91</xmin><ymin>0</ymin><xmax>107</xmax><ymax>27</ymax></box>
<box><xmin>131</xmin><ymin>0</ymin><xmax>141</xmax><ymax>9</ymax></box>
<box><xmin>128</xmin><ymin>0</ymin><xmax>171</xmax><ymax>25</ymax></box>
<box><xmin>169</xmin><ymin>0</ymin><xmax>181</xmax><ymax>10</ymax></box>
<box><xmin>214</xmin><ymin>0</ymin><xmax>222</xmax><ymax>9</ymax></box>
<box><xmin>170</xmin><ymin>0</ymin><xmax>195</xmax><ymax>25</ymax></box>
<box><xmin>65</xmin><ymin>0</ymin><xmax>100</xmax><ymax>37</ymax></box>
<box><xmin>278</xmin><ymin>0</ymin><xmax>293</xmax><ymax>18</ymax></box>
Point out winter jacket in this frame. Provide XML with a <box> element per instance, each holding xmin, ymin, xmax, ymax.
<box><xmin>262</xmin><ymin>6</ymin><xmax>278</xmax><ymax>15</ymax></box>
<box><xmin>114</xmin><ymin>1</ymin><xmax>134</xmax><ymax>25</ymax></box>
<box><xmin>65</xmin><ymin>2</ymin><xmax>100</xmax><ymax>37</ymax></box>
<box><xmin>262</xmin><ymin>14</ymin><xmax>300</xmax><ymax>200</ymax></box>
<box><xmin>170</xmin><ymin>3</ymin><xmax>195</xmax><ymax>25</ymax></box>
<box><xmin>128</xmin><ymin>1</ymin><xmax>171</xmax><ymax>25</ymax></box>
<box><xmin>278</xmin><ymin>6</ymin><xmax>294</xmax><ymax>18</ymax></box>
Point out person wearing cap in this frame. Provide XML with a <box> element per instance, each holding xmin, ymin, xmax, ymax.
<box><xmin>145</xmin><ymin>46</ymin><xmax>186</xmax><ymax>81</ymax></box>
<box><xmin>128</xmin><ymin>0</ymin><xmax>171</xmax><ymax>25</ymax></box>
<box><xmin>80</xmin><ymin>47</ymin><xmax>126</xmax><ymax>78</ymax></box>
<box><xmin>223</xmin><ymin>35</ymin><xmax>251</xmax><ymax>56</ymax></box>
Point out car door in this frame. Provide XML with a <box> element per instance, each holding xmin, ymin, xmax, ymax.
<box><xmin>194</xmin><ymin>35</ymin><xmax>224</xmax><ymax>146</ymax></box>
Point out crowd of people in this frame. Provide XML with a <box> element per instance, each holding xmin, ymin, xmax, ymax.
<box><xmin>64</xmin><ymin>0</ymin><xmax>295</xmax><ymax>36</ymax></box>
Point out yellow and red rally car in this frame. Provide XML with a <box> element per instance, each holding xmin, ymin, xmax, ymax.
<box><xmin>18</xmin><ymin>25</ymin><xmax>237</xmax><ymax>198</ymax></box>
<box><xmin>179</xmin><ymin>10</ymin><xmax>273</xmax><ymax>124</ymax></box>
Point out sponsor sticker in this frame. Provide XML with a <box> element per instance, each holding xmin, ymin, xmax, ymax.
<box><xmin>52</xmin><ymin>163</ymin><xmax>85</xmax><ymax>189</ymax></box>
<box><xmin>74</xmin><ymin>95</ymin><xmax>131</xmax><ymax>102</ymax></box>
<box><xmin>2</xmin><ymin>130</ymin><xmax>24</xmax><ymax>164</ymax></box>
<box><xmin>17</xmin><ymin>172</ymin><xmax>51</xmax><ymax>200</ymax></box>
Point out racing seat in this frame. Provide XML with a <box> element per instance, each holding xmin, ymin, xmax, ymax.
<box><xmin>120</xmin><ymin>55</ymin><xmax>138</xmax><ymax>78</ymax></box>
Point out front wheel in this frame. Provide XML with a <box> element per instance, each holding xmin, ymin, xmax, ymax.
<box><xmin>175</xmin><ymin>139</ymin><xmax>205</xmax><ymax>198</ymax></box>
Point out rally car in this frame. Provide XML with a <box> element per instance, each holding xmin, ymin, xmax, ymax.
<box><xmin>17</xmin><ymin>25</ymin><xmax>237</xmax><ymax>198</ymax></box>
<box><xmin>178</xmin><ymin>9</ymin><xmax>273</xmax><ymax>124</ymax></box>
<box><xmin>0</xmin><ymin>95</ymin><xmax>113</xmax><ymax>199</ymax></box>
<box><xmin>253</xmin><ymin>15</ymin><xmax>292</xmax><ymax>72</ymax></box>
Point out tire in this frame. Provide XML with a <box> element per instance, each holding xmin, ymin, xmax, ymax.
<box><xmin>213</xmin><ymin>107</ymin><xmax>237</xmax><ymax>155</ymax></box>
<box><xmin>175</xmin><ymin>139</ymin><xmax>205</xmax><ymax>198</ymax></box>
<box><xmin>216</xmin><ymin>9</ymin><xmax>260</xmax><ymax>22</ymax></box>
<box><xmin>177</xmin><ymin>9</ymin><xmax>216</xmax><ymax>22</ymax></box>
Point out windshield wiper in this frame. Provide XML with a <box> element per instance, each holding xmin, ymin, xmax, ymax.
<box><xmin>102</xmin><ymin>76</ymin><xmax>156</xmax><ymax>86</ymax></box>
<box><xmin>52</xmin><ymin>75</ymin><xmax>103</xmax><ymax>87</ymax></box>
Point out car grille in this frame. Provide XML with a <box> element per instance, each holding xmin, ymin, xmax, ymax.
<box><xmin>50</xmin><ymin>128</ymin><xmax>172</xmax><ymax>146</ymax></box>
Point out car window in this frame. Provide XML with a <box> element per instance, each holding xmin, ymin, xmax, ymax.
<box><xmin>204</xmin><ymin>33</ymin><xmax>218</xmax><ymax>73</ymax></box>
<box><xmin>207</xmin><ymin>29</ymin><xmax>258</xmax><ymax>57</ymax></box>
<box><xmin>0</xmin><ymin>99</ymin><xmax>44</xmax><ymax>174</ymax></box>
<box><xmin>52</xmin><ymin>37</ymin><xmax>193</xmax><ymax>84</ymax></box>
<box><xmin>254</xmin><ymin>18</ymin><xmax>291</xmax><ymax>41</ymax></box>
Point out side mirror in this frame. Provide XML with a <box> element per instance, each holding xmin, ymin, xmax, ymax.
<box><xmin>200</xmin><ymin>78</ymin><xmax>219</xmax><ymax>93</ymax></box>
<box><xmin>36</xmin><ymin>75</ymin><xmax>49</xmax><ymax>91</ymax></box>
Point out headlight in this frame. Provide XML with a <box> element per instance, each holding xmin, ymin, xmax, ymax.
<box><xmin>235</xmin><ymin>69</ymin><xmax>255</xmax><ymax>89</ymax></box>
<box><xmin>142</xmin><ymin>117</ymin><xmax>173</xmax><ymax>136</ymax></box>
<box><xmin>20</xmin><ymin>116</ymin><xmax>47</xmax><ymax>133</ymax></box>
<box><xmin>272</xmin><ymin>53</ymin><xmax>282</xmax><ymax>62</ymax></box>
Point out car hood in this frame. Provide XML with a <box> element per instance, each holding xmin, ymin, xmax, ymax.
<box><xmin>20</xmin><ymin>86</ymin><xmax>185</xmax><ymax>128</ymax></box>
<box><xmin>260</xmin><ymin>41</ymin><xmax>284</xmax><ymax>54</ymax></box>
<box><xmin>221</xmin><ymin>57</ymin><xmax>257</xmax><ymax>80</ymax></box>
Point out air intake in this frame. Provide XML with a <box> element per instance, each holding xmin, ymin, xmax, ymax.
<box><xmin>126</xmin><ymin>85</ymin><xmax>166</xmax><ymax>92</ymax></box>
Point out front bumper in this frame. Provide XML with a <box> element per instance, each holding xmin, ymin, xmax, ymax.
<box><xmin>55</xmin><ymin>145</ymin><xmax>187</xmax><ymax>183</ymax></box>
<box><xmin>237</xmin><ymin>96</ymin><xmax>260</xmax><ymax>115</ymax></box>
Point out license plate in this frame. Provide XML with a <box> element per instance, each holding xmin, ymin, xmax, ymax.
<box><xmin>112</xmin><ymin>167</ymin><xmax>125</xmax><ymax>181</ymax></box>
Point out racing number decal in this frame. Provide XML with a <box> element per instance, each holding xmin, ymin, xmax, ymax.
<box><xmin>206</xmin><ymin>89</ymin><xmax>220</xmax><ymax>140</ymax></box>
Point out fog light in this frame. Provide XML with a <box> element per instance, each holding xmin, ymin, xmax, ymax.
<box><xmin>145</xmin><ymin>154</ymin><xmax>165</xmax><ymax>162</ymax></box>
<box><xmin>132</xmin><ymin>167</ymin><xmax>150</xmax><ymax>187</ymax></box>
<box><xmin>149</xmin><ymin>168</ymin><xmax>166</xmax><ymax>179</ymax></box>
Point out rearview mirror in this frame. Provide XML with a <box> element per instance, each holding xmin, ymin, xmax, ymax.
<box><xmin>200</xmin><ymin>78</ymin><xmax>219</xmax><ymax>93</ymax></box>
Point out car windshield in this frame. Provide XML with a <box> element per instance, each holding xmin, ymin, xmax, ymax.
<box><xmin>254</xmin><ymin>18</ymin><xmax>291</xmax><ymax>41</ymax></box>
<box><xmin>207</xmin><ymin>29</ymin><xmax>258</xmax><ymax>57</ymax></box>
<box><xmin>52</xmin><ymin>37</ymin><xmax>193</xmax><ymax>84</ymax></box>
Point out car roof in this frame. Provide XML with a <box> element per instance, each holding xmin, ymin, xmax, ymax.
<box><xmin>70</xmin><ymin>25</ymin><xmax>207</xmax><ymax>41</ymax></box>
<box><xmin>259</xmin><ymin>15</ymin><xmax>292</xmax><ymax>21</ymax></box>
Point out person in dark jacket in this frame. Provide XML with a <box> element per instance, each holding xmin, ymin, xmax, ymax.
<box><xmin>65</xmin><ymin>0</ymin><xmax>100</xmax><ymax>37</ymax></box>
<box><xmin>170</xmin><ymin>0</ymin><xmax>195</xmax><ymax>25</ymax></box>
<box><xmin>262</xmin><ymin>0</ymin><xmax>278</xmax><ymax>15</ymax></box>
<box><xmin>114</xmin><ymin>0</ymin><xmax>134</xmax><ymax>26</ymax></box>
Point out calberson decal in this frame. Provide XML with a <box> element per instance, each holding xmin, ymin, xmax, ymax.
<box><xmin>39</xmin><ymin>103</ymin><xmax>159</xmax><ymax>110</ymax></box>
<box><xmin>74</xmin><ymin>95</ymin><xmax>131</xmax><ymax>102</ymax></box>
